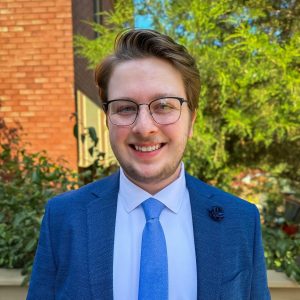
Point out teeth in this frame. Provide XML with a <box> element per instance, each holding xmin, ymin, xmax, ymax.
<box><xmin>134</xmin><ymin>144</ymin><xmax>161</xmax><ymax>152</ymax></box>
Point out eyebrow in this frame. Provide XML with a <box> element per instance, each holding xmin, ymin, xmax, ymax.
<box><xmin>108</xmin><ymin>93</ymin><xmax>179</xmax><ymax>102</ymax></box>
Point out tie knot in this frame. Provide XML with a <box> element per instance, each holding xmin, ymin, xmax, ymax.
<box><xmin>142</xmin><ymin>198</ymin><xmax>165</xmax><ymax>221</ymax></box>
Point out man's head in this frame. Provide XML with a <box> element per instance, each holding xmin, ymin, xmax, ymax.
<box><xmin>95</xmin><ymin>29</ymin><xmax>200</xmax><ymax>112</ymax></box>
<box><xmin>95</xmin><ymin>29</ymin><xmax>200</xmax><ymax>194</ymax></box>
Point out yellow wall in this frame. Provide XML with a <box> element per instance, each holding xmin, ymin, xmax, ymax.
<box><xmin>77</xmin><ymin>90</ymin><xmax>115</xmax><ymax>168</ymax></box>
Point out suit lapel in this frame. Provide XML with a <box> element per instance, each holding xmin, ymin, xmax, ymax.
<box><xmin>86</xmin><ymin>172</ymin><xmax>120</xmax><ymax>299</ymax></box>
<box><xmin>186</xmin><ymin>174</ymin><xmax>223</xmax><ymax>300</ymax></box>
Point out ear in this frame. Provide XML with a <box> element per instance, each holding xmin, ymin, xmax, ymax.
<box><xmin>105</xmin><ymin>115</ymin><xmax>109</xmax><ymax>128</ymax></box>
<box><xmin>188</xmin><ymin>111</ymin><xmax>197</xmax><ymax>138</ymax></box>
<box><xmin>103</xmin><ymin>109</ymin><xmax>109</xmax><ymax>129</ymax></box>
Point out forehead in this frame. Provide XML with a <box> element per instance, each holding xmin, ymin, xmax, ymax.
<box><xmin>107</xmin><ymin>57</ymin><xmax>186</xmax><ymax>101</ymax></box>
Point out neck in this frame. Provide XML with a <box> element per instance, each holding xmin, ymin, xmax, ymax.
<box><xmin>123</xmin><ymin>165</ymin><xmax>182</xmax><ymax>195</ymax></box>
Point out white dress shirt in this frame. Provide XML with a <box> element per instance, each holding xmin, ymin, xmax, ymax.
<box><xmin>113</xmin><ymin>163</ymin><xmax>197</xmax><ymax>300</ymax></box>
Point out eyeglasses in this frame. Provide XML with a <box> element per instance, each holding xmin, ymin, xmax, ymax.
<box><xmin>103</xmin><ymin>97</ymin><xmax>188</xmax><ymax>126</ymax></box>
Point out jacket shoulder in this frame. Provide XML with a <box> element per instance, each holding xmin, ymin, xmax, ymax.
<box><xmin>47</xmin><ymin>171</ymin><xmax>120</xmax><ymax>209</ymax></box>
<box><xmin>186</xmin><ymin>173</ymin><xmax>258</xmax><ymax>215</ymax></box>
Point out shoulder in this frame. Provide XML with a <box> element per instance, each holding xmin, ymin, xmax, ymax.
<box><xmin>41</xmin><ymin>171</ymin><xmax>120</xmax><ymax>233</ymax></box>
<box><xmin>186</xmin><ymin>173</ymin><xmax>259</xmax><ymax>221</ymax></box>
<box><xmin>46</xmin><ymin>171</ymin><xmax>120</xmax><ymax>211</ymax></box>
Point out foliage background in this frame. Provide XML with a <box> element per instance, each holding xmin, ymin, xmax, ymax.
<box><xmin>75</xmin><ymin>0</ymin><xmax>300</xmax><ymax>188</ymax></box>
<box><xmin>74</xmin><ymin>0</ymin><xmax>300</xmax><ymax>281</ymax></box>
<box><xmin>0</xmin><ymin>119</ymin><xmax>78</xmax><ymax>280</ymax></box>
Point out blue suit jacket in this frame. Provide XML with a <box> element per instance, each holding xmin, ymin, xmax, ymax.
<box><xmin>27</xmin><ymin>171</ymin><xmax>270</xmax><ymax>299</ymax></box>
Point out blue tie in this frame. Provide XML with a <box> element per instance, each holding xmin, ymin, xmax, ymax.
<box><xmin>138</xmin><ymin>198</ymin><xmax>168</xmax><ymax>300</ymax></box>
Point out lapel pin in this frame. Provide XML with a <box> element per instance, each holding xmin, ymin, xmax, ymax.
<box><xmin>209</xmin><ymin>206</ymin><xmax>224</xmax><ymax>221</ymax></box>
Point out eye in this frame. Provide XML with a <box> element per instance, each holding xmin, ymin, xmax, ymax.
<box><xmin>152</xmin><ymin>99</ymin><xmax>177</xmax><ymax>114</ymax></box>
<box><xmin>117</xmin><ymin>105</ymin><xmax>136</xmax><ymax>114</ymax></box>
<box><xmin>111</xmin><ymin>102</ymin><xmax>137</xmax><ymax>115</ymax></box>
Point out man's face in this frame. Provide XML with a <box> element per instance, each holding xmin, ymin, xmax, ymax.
<box><xmin>107</xmin><ymin>57</ymin><xmax>196</xmax><ymax>194</ymax></box>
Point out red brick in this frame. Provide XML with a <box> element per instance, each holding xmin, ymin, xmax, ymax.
<box><xmin>41</xmin><ymin>83</ymin><xmax>57</xmax><ymax>89</ymax></box>
<box><xmin>3</xmin><ymin>90</ymin><xmax>18</xmax><ymax>95</ymax></box>
<box><xmin>30</xmin><ymin>106</ymin><xmax>44</xmax><ymax>111</ymax></box>
<box><xmin>17</xmin><ymin>43</ymin><xmax>35</xmax><ymax>49</ymax></box>
<box><xmin>27</xmin><ymin>95</ymin><xmax>42</xmax><ymax>100</ymax></box>
<box><xmin>7</xmin><ymin>2</ymin><xmax>23</xmax><ymax>8</ymax></box>
<box><xmin>17</xmin><ymin>66</ymin><xmax>34</xmax><ymax>71</ymax></box>
<box><xmin>32</xmin><ymin>66</ymin><xmax>49</xmax><ymax>72</ymax></box>
<box><xmin>48</xmin><ymin>65</ymin><xmax>65</xmax><ymax>71</ymax></box>
<box><xmin>27</xmin><ymin>126</ymin><xmax>44</xmax><ymax>133</ymax></box>
<box><xmin>26</xmin><ymin>60</ymin><xmax>42</xmax><ymax>66</ymax></box>
<box><xmin>20</xmin><ymin>111</ymin><xmax>35</xmax><ymax>117</ymax></box>
<box><xmin>56</xmin><ymin>12</ymin><xmax>71</xmax><ymax>18</ymax></box>
<box><xmin>0</xmin><ymin>106</ymin><xmax>12</xmax><ymax>112</ymax></box>
<box><xmin>15</xmin><ymin>20</ymin><xmax>34</xmax><ymax>26</ymax></box>
<box><xmin>48</xmin><ymin>18</ymin><xmax>64</xmax><ymax>24</ymax></box>
<box><xmin>5</xmin><ymin>77</ymin><xmax>20</xmax><ymax>82</ymax></box>
<box><xmin>55</xmin><ymin>1</ymin><xmax>71</xmax><ymax>7</ymax></box>
<box><xmin>23</xmin><ymin>4</ymin><xmax>47</xmax><ymax>11</ymax></box>
<box><xmin>0</xmin><ymin>83</ymin><xmax>11</xmax><ymax>89</ymax></box>
<box><xmin>35</xmin><ymin>89</ymin><xmax>49</xmax><ymax>95</ymax></box>
<box><xmin>40</xmin><ymin>24</ymin><xmax>57</xmax><ymax>31</ymax></box>
<box><xmin>1</xmin><ymin>0</ymin><xmax>76</xmax><ymax>169</ymax></box>
<box><xmin>39</xmin><ymin>1</ymin><xmax>58</xmax><ymax>7</ymax></box>
<box><xmin>3</xmin><ymin>117</ymin><xmax>13</xmax><ymax>123</ymax></box>
<box><xmin>13</xmin><ymin>105</ymin><xmax>27</xmax><ymax>112</ymax></box>
<box><xmin>14</xmin><ymin>84</ymin><xmax>27</xmax><ymax>89</ymax></box>
<box><xmin>0</xmin><ymin>8</ymin><xmax>13</xmax><ymax>14</ymax></box>
<box><xmin>8</xmin><ymin>112</ymin><xmax>20</xmax><ymax>117</ymax></box>
<box><xmin>10</xmin><ymin>26</ymin><xmax>24</xmax><ymax>32</ymax></box>
<box><xmin>40</xmin><ymin>48</ymin><xmax>57</xmax><ymax>54</ymax></box>
<box><xmin>1</xmin><ymin>43</ymin><xmax>16</xmax><ymax>49</ymax></box>
<box><xmin>20</xmin><ymin>100</ymin><xmax>35</xmax><ymax>106</ymax></box>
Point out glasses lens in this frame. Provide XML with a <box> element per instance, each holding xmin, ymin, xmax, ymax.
<box><xmin>108</xmin><ymin>100</ymin><xmax>137</xmax><ymax>125</ymax></box>
<box><xmin>150</xmin><ymin>98</ymin><xmax>182</xmax><ymax>124</ymax></box>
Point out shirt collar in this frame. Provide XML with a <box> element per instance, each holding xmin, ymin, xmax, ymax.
<box><xmin>119</xmin><ymin>163</ymin><xmax>186</xmax><ymax>214</ymax></box>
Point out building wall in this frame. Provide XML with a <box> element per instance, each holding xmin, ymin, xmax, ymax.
<box><xmin>72</xmin><ymin>0</ymin><xmax>115</xmax><ymax>168</ymax></box>
<box><xmin>0</xmin><ymin>0</ymin><xmax>77</xmax><ymax>169</ymax></box>
<box><xmin>72</xmin><ymin>0</ymin><xmax>99</xmax><ymax>103</ymax></box>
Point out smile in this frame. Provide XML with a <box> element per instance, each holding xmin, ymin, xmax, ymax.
<box><xmin>134</xmin><ymin>144</ymin><xmax>162</xmax><ymax>152</ymax></box>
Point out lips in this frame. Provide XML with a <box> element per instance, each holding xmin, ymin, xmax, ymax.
<box><xmin>132</xmin><ymin>144</ymin><xmax>163</xmax><ymax>152</ymax></box>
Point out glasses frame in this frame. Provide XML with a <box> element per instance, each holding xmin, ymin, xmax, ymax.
<box><xmin>103</xmin><ymin>96</ymin><xmax>188</xmax><ymax>126</ymax></box>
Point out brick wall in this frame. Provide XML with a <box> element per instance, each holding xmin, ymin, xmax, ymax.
<box><xmin>0</xmin><ymin>0</ymin><xmax>77</xmax><ymax>169</ymax></box>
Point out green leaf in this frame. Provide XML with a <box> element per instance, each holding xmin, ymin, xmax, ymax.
<box><xmin>24</xmin><ymin>239</ymin><xmax>36</xmax><ymax>252</ymax></box>
<box><xmin>87</xmin><ymin>127</ymin><xmax>98</xmax><ymax>144</ymax></box>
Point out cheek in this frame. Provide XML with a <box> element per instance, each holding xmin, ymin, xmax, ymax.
<box><xmin>108</xmin><ymin>126</ymin><xmax>128</xmax><ymax>143</ymax></box>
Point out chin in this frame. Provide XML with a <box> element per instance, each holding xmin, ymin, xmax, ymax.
<box><xmin>123</xmin><ymin>163</ymin><xmax>181</xmax><ymax>185</ymax></box>
<box><xmin>127</xmin><ymin>169</ymin><xmax>161</xmax><ymax>184</ymax></box>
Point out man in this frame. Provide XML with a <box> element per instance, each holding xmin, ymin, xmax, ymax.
<box><xmin>27</xmin><ymin>29</ymin><xmax>270</xmax><ymax>299</ymax></box>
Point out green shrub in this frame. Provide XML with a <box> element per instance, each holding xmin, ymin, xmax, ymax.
<box><xmin>261</xmin><ymin>178</ymin><xmax>300</xmax><ymax>282</ymax></box>
<box><xmin>0</xmin><ymin>119</ymin><xmax>78</xmax><ymax>281</ymax></box>
<box><xmin>0</xmin><ymin>118</ymin><xmax>118</xmax><ymax>282</ymax></box>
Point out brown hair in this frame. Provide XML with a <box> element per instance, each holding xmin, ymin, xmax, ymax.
<box><xmin>95</xmin><ymin>29</ymin><xmax>200</xmax><ymax>111</ymax></box>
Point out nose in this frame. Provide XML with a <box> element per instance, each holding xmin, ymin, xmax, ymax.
<box><xmin>131</xmin><ymin>105</ymin><xmax>158</xmax><ymax>135</ymax></box>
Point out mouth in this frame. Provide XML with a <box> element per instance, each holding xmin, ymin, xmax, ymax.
<box><xmin>130</xmin><ymin>143</ymin><xmax>164</xmax><ymax>153</ymax></box>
